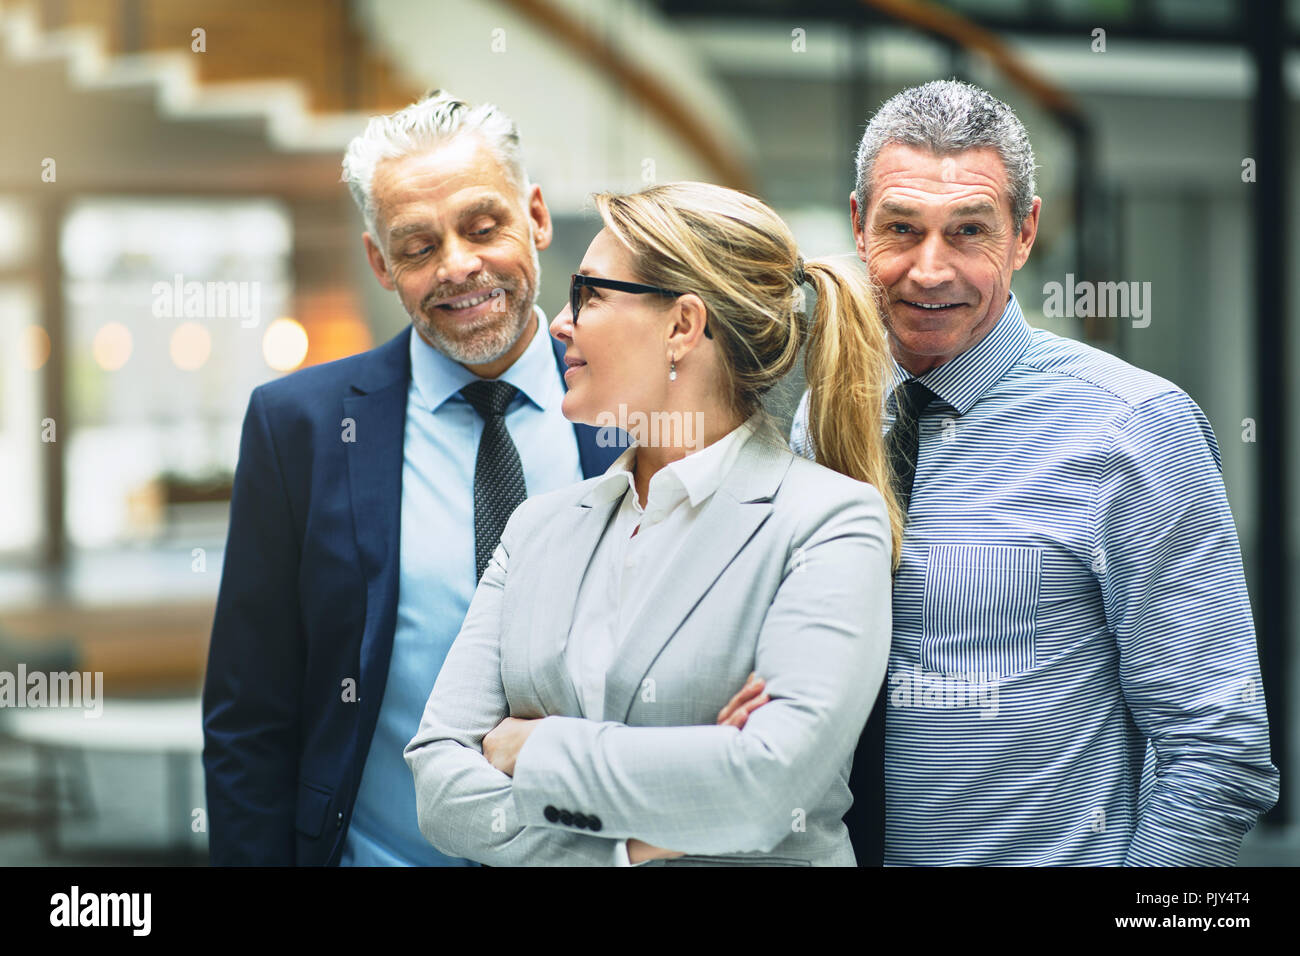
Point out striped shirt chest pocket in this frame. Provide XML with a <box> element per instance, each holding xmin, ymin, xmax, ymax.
<box><xmin>920</xmin><ymin>544</ymin><xmax>1043</xmax><ymax>679</ymax></box>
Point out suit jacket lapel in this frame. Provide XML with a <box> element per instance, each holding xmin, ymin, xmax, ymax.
<box><xmin>528</xmin><ymin>490</ymin><xmax>622</xmax><ymax>716</ymax></box>
<box><xmin>342</xmin><ymin>327</ymin><xmax>411</xmax><ymax>737</ymax></box>
<box><xmin>602</xmin><ymin>434</ymin><xmax>794</xmax><ymax>724</ymax></box>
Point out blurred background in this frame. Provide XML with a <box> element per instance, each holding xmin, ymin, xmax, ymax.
<box><xmin>0</xmin><ymin>0</ymin><xmax>1294</xmax><ymax>864</ymax></box>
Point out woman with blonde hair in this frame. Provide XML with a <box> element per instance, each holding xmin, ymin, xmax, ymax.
<box><xmin>405</xmin><ymin>181</ymin><xmax>899</xmax><ymax>865</ymax></box>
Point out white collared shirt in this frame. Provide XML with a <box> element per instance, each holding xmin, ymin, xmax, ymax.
<box><xmin>564</xmin><ymin>412</ymin><xmax>759</xmax><ymax>865</ymax></box>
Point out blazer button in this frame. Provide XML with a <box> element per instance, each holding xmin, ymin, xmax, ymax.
<box><xmin>573</xmin><ymin>813</ymin><xmax>589</xmax><ymax>829</ymax></box>
<box><xmin>336</xmin><ymin>811</ymin><xmax>344</xmax><ymax>829</ymax></box>
<box><xmin>559</xmin><ymin>809</ymin><xmax>573</xmax><ymax>826</ymax></box>
<box><xmin>587</xmin><ymin>815</ymin><xmax>602</xmax><ymax>832</ymax></box>
<box><xmin>544</xmin><ymin>805</ymin><xmax>560</xmax><ymax>823</ymax></box>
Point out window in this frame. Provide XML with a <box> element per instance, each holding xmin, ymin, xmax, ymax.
<box><xmin>61</xmin><ymin>198</ymin><xmax>292</xmax><ymax>548</ymax></box>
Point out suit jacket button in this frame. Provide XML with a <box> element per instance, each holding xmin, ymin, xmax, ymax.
<box><xmin>336</xmin><ymin>811</ymin><xmax>344</xmax><ymax>829</ymax></box>
<box><xmin>544</xmin><ymin>805</ymin><xmax>560</xmax><ymax>823</ymax></box>
<box><xmin>588</xmin><ymin>815</ymin><xmax>602</xmax><ymax>832</ymax></box>
<box><xmin>559</xmin><ymin>809</ymin><xmax>573</xmax><ymax>826</ymax></box>
<box><xmin>573</xmin><ymin>813</ymin><xmax>588</xmax><ymax>829</ymax></box>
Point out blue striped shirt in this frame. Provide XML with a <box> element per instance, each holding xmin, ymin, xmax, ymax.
<box><xmin>791</xmin><ymin>291</ymin><xmax>1278</xmax><ymax>865</ymax></box>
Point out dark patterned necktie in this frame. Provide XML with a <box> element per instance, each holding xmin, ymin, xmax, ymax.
<box><xmin>886</xmin><ymin>378</ymin><xmax>937</xmax><ymax>512</ymax></box>
<box><xmin>846</xmin><ymin>377</ymin><xmax>935</xmax><ymax>866</ymax></box>
<box><xmin>460</xmin><ymin>380</ymin><xmax>527</xmax><ymax>582</ymax></box>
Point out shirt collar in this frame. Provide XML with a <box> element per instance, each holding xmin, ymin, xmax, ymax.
<box><xmin>409</xmin><ymin>304</ymin><xmax>557</xmax><ymax>412</ymax></box>
<box><xmin>588</xmin><ymin>412</ymin><xmax>761</xmax><ymax>509</ymax></box>
<box><xmin>887</xmin><ymin>291</ymin><xmax>1033</xmax><ymax>417</ymax></box>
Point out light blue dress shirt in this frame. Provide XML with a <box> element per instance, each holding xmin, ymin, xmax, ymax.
<box><xmin>342</xmin><ymin>309</ymin><xmax>582</xmax><ymax>866</ymax></box>
<box><xmin>791</xmin><ymin>291</ymin><xmax>1278</xmax><ymax>865</ymax></box>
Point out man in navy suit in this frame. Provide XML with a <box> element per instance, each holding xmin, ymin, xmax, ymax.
<box><xmin>202</xmin><ymin>91</ymin><xmax>621</xmax><ymax>865</ymax></box>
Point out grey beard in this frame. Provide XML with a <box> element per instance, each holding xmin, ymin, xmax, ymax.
<box><xmin>409</xmin><ymin>245</ymin><xmax>542</xmax><ymax>367</ymax></box>
<box><xmin>415</xmin><ymin>291</ymin><xmax>534</xmax><ymax>366</ymax></box>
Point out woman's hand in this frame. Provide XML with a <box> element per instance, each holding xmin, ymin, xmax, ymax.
<box><xmin>482</xmin><ymin>716</ymin><xmax>542</xmax><ymax>777</ymax></box>
<box><xmin>716</xmin><ymin>672</ymin><xmax>771</xmax><ymax>728</ymax></box>
<box><xmin>627</xmin><ymin>838</ymin><xmax>686</xmax><ymax>863</ymax></box>
<box><xmin>627</xmin><ymin>673</ymin><xmax>771</xmax><ymax>863</ymax></box>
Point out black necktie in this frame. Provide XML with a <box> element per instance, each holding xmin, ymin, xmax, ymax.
<box><xmin>886</xmin><ymin>378</ymin><xmax>936</xmax><ymax>512</ymax></box>
<box><xmin>845</xmin><ymin>377</ymin><xmax>935</xmax><ymax>866</ymax></box>
<box><xmin>460</xmin><ymin>380</ymin><xmax>527</xmax><ymax>582</ymax></box>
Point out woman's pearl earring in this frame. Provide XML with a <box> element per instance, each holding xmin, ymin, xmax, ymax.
<box><xmin>669</xmin><ymin>357</ymin><xmax>677</xmax><ymax>382</ymax></box>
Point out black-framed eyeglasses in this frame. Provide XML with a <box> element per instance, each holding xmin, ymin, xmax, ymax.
<box><xmin>569</xmin><ymin>273</ymin><xmax>712</xmax><ymax>338</ymax></box>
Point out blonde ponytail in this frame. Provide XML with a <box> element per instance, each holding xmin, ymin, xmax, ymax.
<box><xmin>802</xmin><ymin>259</ymin><xmax>904</xmax><ymax>570</ymax></box>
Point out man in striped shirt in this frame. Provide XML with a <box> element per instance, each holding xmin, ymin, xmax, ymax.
<box><xmin>792</xmin><ymin>80</ymin><xmax>1278</xmax><ymax>865</ymax></box>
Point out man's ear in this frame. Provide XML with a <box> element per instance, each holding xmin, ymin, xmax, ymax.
<box><xmin>1012</xmin><ymin>196</ymin><xmax>1041</xmax><ymax>271</ymax></box>
<box><xmin>363</xmin><ymin>232</ymin><xmax>396</xmax><ymax>291</ymax></box>
<box><xmin>850</xmin><ymin>191</ymin><xmax>868</xmax><ymax>264</ymax></box>
<box><xmin>527</xmin><ymin>184</ymin><xmax>553</xmax><ymax>252</ymax></box>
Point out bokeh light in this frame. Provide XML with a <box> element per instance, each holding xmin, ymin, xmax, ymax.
<box><xmin>92</xmin><ymin>321</ymin><xmax>132</xmax><ymax>371</ymax></box>
<box><xmin>262</xmin><ymin>317</ymin><xmax>309</xmax><ymax>372</ymax></box>
<box><xmin>169</xmin><ymin>321</ymin><xmax>212</xmax><ymax>371</ymax></box>
<box><xmin>22</xmin><ymin>324</ymin><xmax>50</xmax><ymax>370</ymax></box>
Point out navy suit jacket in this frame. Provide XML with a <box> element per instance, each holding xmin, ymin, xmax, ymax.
<box><xmin>202</xmin><ymin>324</ymin><xmax>621</xmax><ymax>865</ymax></box>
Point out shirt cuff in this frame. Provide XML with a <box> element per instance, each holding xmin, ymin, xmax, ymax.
<box><xmin>613</xmin><ymin>838</ymin><xmax>650</xmax><ymax>867</ymax></box>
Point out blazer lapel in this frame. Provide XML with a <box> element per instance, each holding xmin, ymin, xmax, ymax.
<box><xmin>341</xmin><ymin>327</ymin><xmax>411</xmax><ymax>738</ymax></box>
<box><xmin>528</xmin><ymin>489</ymin><xmax>623</xmax><ymax>716</ymax></box>
<box><xmin>602</xmin><ymin>434</ymin><xmax>794</xmax><ymax>723</ymax></box>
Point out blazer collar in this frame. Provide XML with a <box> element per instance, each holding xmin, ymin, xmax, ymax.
<box><xmin>347</xmin><ymin>324</ymin><xmax>412</xmax><ymax>395</ymax></box>
<box><xmin>582</xmin><ymin>412</ymin><xmax>760</xmax><ymax>510</ymax></box>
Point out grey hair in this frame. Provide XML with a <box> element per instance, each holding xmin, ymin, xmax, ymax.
<box><xmin>342</xmin><ymin>89</ymin><xmax>529</xmax><ymax>237</ymax></box>
<box><xmin>855</xmin><ymin>79</ymin><xmax>1037</xmax><ymax>230</ymax></box>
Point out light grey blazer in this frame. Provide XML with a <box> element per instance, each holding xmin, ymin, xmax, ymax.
<box><xmin>404</xmin><ymin>426</ymin><xmax>892</xmax><ymax>866</ymax></box>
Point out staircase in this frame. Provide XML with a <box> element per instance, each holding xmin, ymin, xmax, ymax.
<box><xmin>0</xmin><ymin>0</ymin><xmax>425</xmax><ymax>159</ymax></box>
